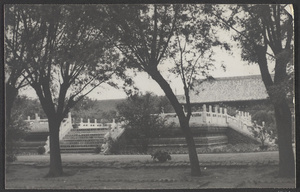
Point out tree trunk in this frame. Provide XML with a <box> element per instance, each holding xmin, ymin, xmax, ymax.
<box><xmin>149</xmin><ymin>70</ymin><xmax>201</xmax><ymax>176</ymax></box>
<box><xmin>46</xmin><ymin>118</ymin><xmax>63</xmax><ymax>177</ymax></box>
<box><xmin>274</xmin><ymin>101</ymin><xmax>295</xmax><ymax>178</ymax></box>
<box><xmin>255</xmin><ymin>46</ymin><xmax>295</xmax><ymax>178</ymax></box>
<box><xmin>180</xmin><ymin>118</ymin><xmax>201</xmax><ymax>176</ymax></box>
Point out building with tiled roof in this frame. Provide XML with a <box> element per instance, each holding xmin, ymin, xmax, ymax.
<box><xmin>178</xmin><ymin>75</ymin><xmax>272</xmax><ymax>109</ymax></box>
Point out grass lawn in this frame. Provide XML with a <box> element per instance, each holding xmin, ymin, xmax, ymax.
<box><xmin>5</xmin><ymin>153</ymin><xmax>295</xmax><ymax>189</ymax></box>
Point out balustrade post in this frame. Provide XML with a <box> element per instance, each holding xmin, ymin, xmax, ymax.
<box><xmin>242</xmin><ymin>111</ymin><xmax>246</xmax><ymax>121</ymax></box>
<box><xmin>245</xmin><ymin>112</ymin><xmax>249</xmax><ymax>122</ymax></box>
<box><xmin>112</xmin><ymin>118</ymin><xmax>116</xmax><ymax>129</ymax></box>
<box><xmin>224</xmin><ymin>108</ymin><xmax>228</xmax><ymax>123</ymax></box>
<box><xmin>87</xmin><ymin>118</ymin><xmax>90</xmax><ymax>127</ymax></box>
<box><xmin>214</xmin><ymin>106</ymin><xmax>218</xmax><ymax>124</ymax></box>
<box><xmin>35</xmin><ymin>113</ymin><xmax>40</xmax><ymax>121</ymax></box>
<box><xmin>95</xmin><ymin>119</ymin><xmax>97</xmax><ymax>127</ymax></box>
<box><xmin>236</xmin><ymin>111</ymin><xmax>241</xmax><ymax>128</ymax></box>
<box><xmin>220</xmin><ymin>107</ymin><xmax>224</xmax><ymax>124</ymax></box>
<box><xmin>202</xmin><ymin>104</ymin><xmax>207</xmax><ymax>123</ymax></box>
<box><xmin>214</xmin><ymin>106</ymin><xmax>218</xmax><ymax>113</ymax></box>
<box><xmin>80</xmin><ymin>118</ymin><xmax>83</xmax><ymax>127</ymax></box>
<box><xmin>208</xmin><ymin>105</ymin><xmax>212</xmax><ymax>123</ymax></box>
<box><xmin>27</xmin><ymin>116</ymin><xmax>30</xmax><ymax>121</ymax></box>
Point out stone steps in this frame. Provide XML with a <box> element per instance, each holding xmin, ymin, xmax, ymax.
<box><xmin>68</xmin><ymin>129</ymin><xmax>108</xmax><ymax>133</ymax></box>
<box><xmin>60</xmin><ymin>147</ymin><xmax>96</xmax><ymax>153</ymax></box>
<box><xmin>60</xmin><ymin>143</ymin><xmax>100</xmax><ymax>148</ymax></box>
<box><xmin>60</xmin><ymin>148</ymin><xmax>95</xmax><ymax>153</ymax></box>
<box><xmin>60</xmin><ymin>128</ymin><xmax>107</xmax><ymax>153</ymax></box>
<box><xmin>60</xmin><ymin>139</ymin><xmax>103</xmax><ymax>144</ymax></box>
<box><xmin>63</xmin><ymin>133</ymin><xmax>105</xmax><ymax>137</ymax></box>
<box><xmin>71</xmin><ymin>128</ymin><xmax>110</xmax><ymax>132</ymax></box>
<box><xmin>63</xmin><ymin>136</ymin><xmax>104</xmax><ymax>140</ymax></box>
<box><xmin>65</xmin><ymin>133</ymin><xmax>107</xmax><ymax>136</ymax></box>
<box><xmin>64</xmin><ymin>131</ymin><xmax>106</xmax><ymax>135</ymax></box>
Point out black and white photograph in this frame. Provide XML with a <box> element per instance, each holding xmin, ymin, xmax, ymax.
<box><xmin>4</xmin><ymin>3</ymin><xmax>296</xmax><ymax>189</ymax></box>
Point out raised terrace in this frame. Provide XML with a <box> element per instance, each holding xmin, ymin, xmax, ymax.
<box><xmin>20</xmin><ymin>104</ymin><xmax>273</xmax><ymax>154</ymax></box>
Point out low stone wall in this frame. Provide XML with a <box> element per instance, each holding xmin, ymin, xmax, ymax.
<box><xmin>159</xmin><ymin>126</ymin><xmax>228</xmax><ymax>138</ymax></box>
<box><xmin>227</xmin><ymin>128</ymin><xmax>259</xmax><ymax>145</ymax></box>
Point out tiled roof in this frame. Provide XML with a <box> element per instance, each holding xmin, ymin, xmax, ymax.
<box><xmin>178</xmin><ymin>75</ymin><xmax>271</xmax><ymax>104</ymax></box>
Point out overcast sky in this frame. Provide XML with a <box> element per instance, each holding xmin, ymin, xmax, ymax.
<box><xmin>16</xmin><ymin>4</ymin><xmax>292</xmax><ymax>101</ymax></box>
<box><xmin>20</xmin><ymin>38</ymin><xmax>275</xmax><ymax>101</ymax></box>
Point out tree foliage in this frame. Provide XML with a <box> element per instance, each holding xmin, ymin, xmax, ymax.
<box><xmin>13</xmin><ymin>96</ymin><xmax>46</xmax><ymax>119</ymax></box>
<box><xmin>5</xmin><ymin>5</ymin><xmax>121</xmax><ymax>177</ymax></box>
<box><xmin>206</xmin><ymin>4</ymin><xmax>294</xmax><ymax>177</ymax></box>
<box><xmin>100</xmin><ymin>4</ymin><xmax>225</xmax><ymax>176</ymax></box>
<box><xmin>4</xmin><ymin>5</ymin><xmax>32</xmax><ymax>128</ymax></box>
<box><xmin>117</xmin><ymin>93</ymin><xmax>171</xmax><ymax>153</ymax></box>
<box><xmin>6</xmin><ymin>97</ymin><xmax>29</xmax><ymax>162</ymax></box>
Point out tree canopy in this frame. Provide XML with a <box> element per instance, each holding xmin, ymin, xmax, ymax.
<box><xmin>100</xmin><ymin>4</ymin><xmax>227</xmax><ymax>176</ymax></box>
<box><xmin>5</xmin><ymin>4</ymin><xmax>122</xmax><ymax>177</ymax></box>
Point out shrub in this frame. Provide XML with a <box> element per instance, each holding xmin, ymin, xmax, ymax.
<box><xmin>37</xmin><ymin>146</ymin><xmax>45</xmax><ymax>155</ymax></box>
<box><xmin>151</xmin><ymin>150</ymin><xmax>171</xmax><ymax>162</ymax></box>
<box><xmin>6</xmin><ymin>112</ymin><xmax>29</xmax><ymax>159</ymax></box>
<box><xmin>6</xmin><ymin>153</ymin><xmax>17</xmax><ymax>162</ymax></box>
<box><xmin>107</xmin><ymin>137</ymin><xmax>120</xmax><ymax>154</ymax></box>
<box><xmin>117</xmin><ymin>93</ymin><xmax>174</xmax><ymax>153</ymax></box>
<box><xmin>103</xmin><ymin>136</ymin><xmax>125</xmax><ymax>154</ymax></box>
<box><xmin>94</xmin><ymin>146</ymin><xmax>101</xmax><ymax>154</ymax></box>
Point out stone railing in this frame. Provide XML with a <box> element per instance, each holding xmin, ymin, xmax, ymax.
<box><xmin>25</xmin><ymin>113</ymin><xmax>49</xmax><ymax>132</ymax></box>
<box><xmin>44</xmin><ymin>136</ymin><xmax>50</xmax><ymax>153</ymax></box>
<box><xmin>158</xmin><ymin>104</ymin><xmax>276</xmax><ymax>146</ymax></box>
<box><xmin>59</xmin><ymin>112</ymin><xmax>73</xmax><ymax>140</ymax></box>
<box><xmin>160</xmin><ymin>104</ymin><xmax>252</xmax><ymax>128</ymax></box>
<box><xmin>227</xmin><ymin>115</ymin><xmax>254</xmax><ymax>138</ymax></box>
<box><xmin>77</xmin><ymin>118</ymin><xmax>115</xmax><ymax>129</ymax></box>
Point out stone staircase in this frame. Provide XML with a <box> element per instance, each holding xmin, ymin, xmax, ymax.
<box><xmin>60</xmin><ymin>128</ymin><xmax>109</xmax><ymax>153</ymax></box>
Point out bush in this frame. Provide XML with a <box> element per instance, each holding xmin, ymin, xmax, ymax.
<box><xmin>6</xmin><ymin>153</ymin><xmax>17</xmax><ymax>162</ymax></box>
<box><xmin>6</xmin><ymin>112</ymin><xmax>29</xmax><ymax>159</ymax></box>
<box><xmin>107</xmin><ymin>137</ymin><xmax>119</xmax><ymax>154</ymax></box>
<box><xmin>117</xmin><ymin>93</ymin><xmax>174</xmax><ymax>153</ymax></box>
<box><xmin>103</xmin><ymin>136</ymin><xmax>125</xmax><ymax>154</ymax></box>
<box><xmin>37</xmin><ymin>146</ymin><xmax>45</xmax><ymax>155</ymax></box>
<box><xmin>259</xmin><ymin>145</ymin><xmax>268</xmax><ymax>151</ymax></box>
<box><xmin>151</xmin><ymin>150</ymin><xmax>171</xmax><ymax>162</ymax></box>
<box><xmin>94</xmin><ymin>146</ymin><xmax>101</xmax><ymax>154</ymax></box>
